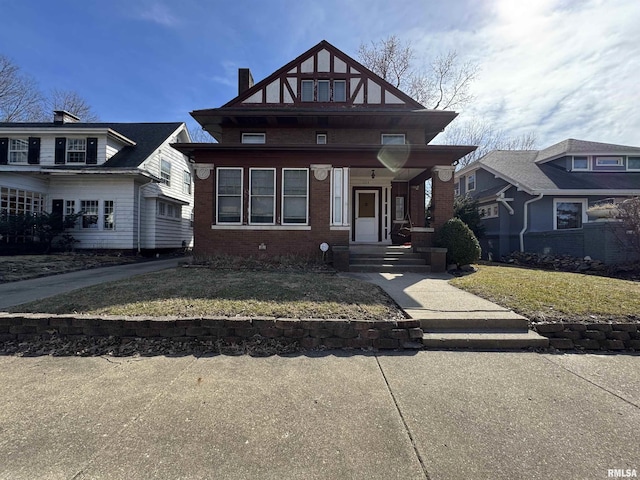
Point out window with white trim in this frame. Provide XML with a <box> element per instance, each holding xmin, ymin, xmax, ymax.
<box><xmin>454</xmin><ymin>182</ymin><xmax>460</xmax><ymax>196</ymax></box>
<box><xmin>317</xmin><ymin>80</ymin><xmax>330</xmax><ymax>102</ymax></box>
<box><xmin>9</xmin><ymin>139</ymin><xmax>28</xmax><ymax>164</ymax></box>
<box><xmin>554</xmin><ymin>198</ymin><xmax>587</xmax><ymax>230</ymax></box>
<box><xmin>67</xmin><ymin>139</ymin><xmax>87</xmax><ymax>163</ymax></box>
<box><xmin>65</xmin><ymin>200</ymin><xmax>75</xmax><ymax>216</ymax></box>
<box><xmin>381</xmin><ymin>134</ymin><xmax>406</xmax><ymax>145</ymax></box>
<box><xmin>595</xmin><ymin>156</ymin><xmax>623</xmax><ymax>167</ymax></box>
<box><xmin>0</xmin><ymin>187</ymin><xmax>43</xmax><ymax>215</ymax></box>
<box><xmin>479</xmin><ymin>203</ymin><xmax>499</xmax><ymax>219</ymax></box>
<box><xmin>103</xmin><ymin>200</ymin><xmax>114</xmax><ymax>230</ymax></box>
<box><xmin>158</xmin><ymin>201</ymin><xmax>166</xmax><ymax>216</ymax></box>
<box><xmin>466</xmin><ymin>173</ymin><xmax>476</xmax><ymax>192</ymax></box>
<box><xmin>282</xmin><ymin>169</ymin><xmax>308</xmax><ymax>224</ymax></box>
<box><xmin>316</xmin><ymin>133</ymin><xmax>327</xmax><ymax>144</ymax></box>
<box><xmin>241</xmin><ymin>133</ymin><xmax>266</xmax><ymax>144</ymax></box>
<box><xmin>160</xmin><ymin>159</ymin><xmax>171</xmax><ymax>186</ymax></box>
<box><xmin>217</xmin><ymin>168</ymin><xmax>242</xmax><ymax>224</ymax></box>
<box><xmin>301</xmin><ymin>80</ymin><xmax>314</xmax><ymax>102</ymax></box>
<box><xmin>572</xmin><ymin>156</ymin><xmax>589</xmax><ymax>170</ymax></box>
<box><xmin>80</xmin><ymin>200</ymin><xmax>99</xmax><ymax>229</ymax></box>
<box><xmin>249</xmin><ymin>168</ymin><xmax>275</xmax><ymax>224</ymax></box>
<box><xmin>332</xmin><ymin>168</ymin><xmax>344</xmax><ymax>224</ymax></box>
<box><xmin>629</xmin><ymin>157</ymin><xmax>640</xmax><ymax>170</ymax></box>
<box><xmin>334</xmin><ymin>80</ymin><xmax>346</xmax><ymax>102</ymax></box>
<box><xmin>183</xmin><ymin>170</ymin><xmax>192</xmax><ymax>194</ymax></box>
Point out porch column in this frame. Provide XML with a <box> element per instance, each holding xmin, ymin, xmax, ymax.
<box><xmin>430</xmin><ymin>166</ymin><xmax>456</xmax><ymax>231</ymax></box>
<box><xmin>193</xmin><ymin>163</ymin><xmax>215</xmax><ymax>255</ymax></box>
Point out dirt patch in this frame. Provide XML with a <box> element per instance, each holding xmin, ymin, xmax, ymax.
<box><xmin>0</xmin><ymin>254</ymin><xmax>141</xmax><ymax>283</ymax></box>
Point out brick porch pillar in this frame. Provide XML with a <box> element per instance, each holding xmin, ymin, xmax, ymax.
<box><xmin>430</xmin><ymin>166</ymin><xmax>456</xmax><ymax>231</ymax></box>
<box><xmin>193</xmin><ymin>164</ymin><xmax>215</xmax><ymax>256</ymax></box>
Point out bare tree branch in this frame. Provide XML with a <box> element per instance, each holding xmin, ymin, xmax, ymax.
<box><xmin>0</xmin><ymin>55</ymin><xmax>44</xmax><ymax>122</ymax></box>
<box><xmin>47</xmin><ymin>88</ymin><xmax>99</xmax><ymax>122</ymax></box>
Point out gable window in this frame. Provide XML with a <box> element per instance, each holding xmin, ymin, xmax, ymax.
<box><xmin>160</xmin><ymin>159</ymin><xmax>171</xmax><ymax>186</ymax></box>
<box><xmin>316</xmin><ymin>133</ymin><xmax>327</xmax><ymax>144</ymax></box>
<box><xmin>217</xmin><ymin>168</ymin><xmax>242</xmax><ymax>224</ymax></box>
<box><xmin>466</xmin><ymin>173</ymin><xmax>476</xmax><ymax>192</ymax></box>
<box><xmin>282</xmin><ymin>169</ymin><xmax>308</xmax><ymax>224</ymax></box>
<box><xmin>629</xmin><ymin>157</ymin><xmax>640</xmax><ymax>170</ymax></box>
<box><xmin>67</xmin><ymin>139</ymin><xmax>86</xmax><ymax>163</ymax></box>
<box><xmin>301</xmin><ymin>80</ymin><xmax>314</xmax><ymax>102</ymax></box>
<box><xmin>103</xmin><ymin>200</ymin><xmax>114</xmax><ymax>230</ymax></box>
<box><xmin>80</xmin><ymin>200</ymin><xmax>99</xmax><ymax>229</ymax></box>
<box><xmin>9</xmin><ymin>139</ymin><xmax>28</xmax><ymax>164</ymax></box>
<box><xmin>554</xmin><ymin>198</ymin><xmax>587</xmax><ymax>230</ymax></box>
<box><xmin>334</xmin><ymin>80</ymin><xmax>346</xmax><ymax>102</ymax></box>
<box><xmin>595</xmin><ymin>156</ymin><xmax>623</xmax><ymax>167</ymax></box>
<box><xmin>241</xmin><ymin>133</ymin><xmax>266</xmax><ymax>144</ymax></box>
<box><xmin>381</xmin><ymin>134</ymin><xmax>406</xmax><ymax>145</ymax></box>
<box><xmin>249</xmin><ymin>168</ymin><xmax>275</xmax><ymax>224</ymax></box>
<box><xmin>183</xmin><ymin>170</ymin><xmax>192</xmax><ymax>194</ymax></box>
<box><xmin>317</xmin><ymin>80</ymin><xmax>330</xmax><ymax>102</ymax></box>
<box><xmin>572</xmin><ymin>156</ymin><xmax>589</xmax><ymax>170</ymax></box>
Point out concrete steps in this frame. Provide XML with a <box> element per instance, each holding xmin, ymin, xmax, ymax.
<box><xmin>349</xmin><ymin>245</ymin><xmax>431</xmax><ymax>273</ymax></box>
<box><xmin>419</xmin><ymin>314</ymin><xmax>549</xmax><ymax>350</ymax></box>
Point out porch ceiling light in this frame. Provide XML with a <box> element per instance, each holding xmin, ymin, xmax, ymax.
<box><xmin>371</xmin><ymin>169</ymin><xmax>375</xmax><ymax>179</ymax></box>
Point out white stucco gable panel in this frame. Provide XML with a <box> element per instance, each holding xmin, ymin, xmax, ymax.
<box><xmin>385</xmin><ymin>91</ymin><xmax>405</xmax><ymax>104</ymax></box>
<box><xmin>367</xmin><ymin>80</ymin><xmax>381</xmax><ymax>103</ymax></box>
<box><xmin>317</xmin><ymin>49</ymin><xmax>330</xmax><ymax>72</ymax></box>
<box><xmin>301</xmin><ymin>57</ymin><xmax>314</xmax><ymax>73</ymax></box>
<box><xmin>266</xmin><ymin>79</ymin><xmax>280</xmax><ymax>103</ymax></box>
<box><xmin>242</xmin><ymin>91</ymin><xmax>262</xmax><ymax>103</ymax></box>
<box><xmin>334</xmin><ymin>57</ymin><xmax>346</xmax><ymax>73</ymax></box>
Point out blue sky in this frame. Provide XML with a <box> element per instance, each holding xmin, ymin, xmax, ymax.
<box><xmin>2</xmin><ymin>0</ymin><xmax>638</xmax><ymax>148</ymax></box>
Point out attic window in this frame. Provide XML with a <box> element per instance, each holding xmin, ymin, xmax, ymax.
<box><xmin>300</xmin><ymin>79</ymin><xmax>347</xmax><ymax>102</ymax></box>
<box><xmin>241</xmin><ymin>133</ymin><xmax>266</xmax><ymax>144</ymax></box>
<box><xmin>595</xmin><ymin>156</ymin><xmax>623</xmax><ymax>167</ymax></box>
<box><xmin>572</xmin><ymin>156</ymin><xmax>589</xmax><ymax>170</ymax></box>
<box><xmin>301</xmin><ymin>80</ymin><xmax>314</xmax><ymax>102</ymax></box>
<box><xmin>381</xmin><ymin>134</ymin><xmax>406</xmax><ymax>145</ymax></box>
<box><xmin>316</xmin><ymin>133</ymin><xmax>327</xmax><ymax>144</ymax></box>
<box><xmin>628</xmin><ymin>157</ymin><xmax>640</xmax><ymax>170</ymax></box>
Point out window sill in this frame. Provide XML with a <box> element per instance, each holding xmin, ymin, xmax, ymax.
<box><xmin>212</xmin><ymin>224</ymin><xmax>311</xmax><ymax>231</ymax></box>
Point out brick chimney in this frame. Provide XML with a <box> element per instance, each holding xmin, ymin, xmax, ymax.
<box><xmin>53</xmin><ymin>110</ymin><xmax>81</xmax><ymax>124</ymax></box>
<box><xmin>238</xmin><ymin>68</ymin><xmax>254</xmax><ymax>95</ymax></box>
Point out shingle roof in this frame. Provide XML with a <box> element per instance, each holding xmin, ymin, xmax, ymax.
<box><xmin>535</xmin><ymin>138</ymin><xmax>640</xmax><ymax>162</ymax></box>
<box><xmin>477</xmin><ymin>148</ymin><xmax>640</xmax><ymax>193</ymax></box>
<box><xmin>0</xmin><ymin>122</ymin><xmax>183</xmax><ymax>168</ymax></box>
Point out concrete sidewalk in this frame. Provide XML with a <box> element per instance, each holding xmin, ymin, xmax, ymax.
<box><xmin>0</xmin><ymin>257</ymin><xmax>186</xmax><ymax>310</ymax></box>
<box><xmin>0</xmin><ymin>351</ymin><xmax>638</xmax><ymax>479</ymax></box>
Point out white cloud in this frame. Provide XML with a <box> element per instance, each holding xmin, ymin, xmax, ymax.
<box><xmin>138</xmin><ymin>3</ymin><xmax>180</xmax><ymax>27</ymax></box>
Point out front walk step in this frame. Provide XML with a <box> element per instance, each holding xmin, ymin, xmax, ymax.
<box><xmin>349</xmin><ymin>245</ymin><xmax>430</xmax><ymax>273</ymax></box>
<box><xmin>419</xmin><ymin>315</ymin><xmax>529</xmax><ymax>332</ymax></box>
<box><xmin>349</xmin><ymin>264</ymin><xmax>432</xmax><ymax>273</ymax></box>
<box><xmin>422</xmin><ymin>331</ymin><xmax>549</xmax><ymax>349</ymax></box>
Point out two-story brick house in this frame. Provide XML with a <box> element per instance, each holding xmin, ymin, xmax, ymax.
<box><xmin>1</xmin><ymin>111</ymin><xmax>194</xmax><ymax>253</ymax></box>
<box><xmin>173</xmin><ymin>41</ymin><xmax>473</xmax><ymax>268</ymax></box>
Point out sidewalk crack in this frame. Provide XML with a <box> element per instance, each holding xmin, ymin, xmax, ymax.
<box><xmin>375</xmin><ymin>355</ymin><xmax>430</xmax><ymax>480</ymax></box>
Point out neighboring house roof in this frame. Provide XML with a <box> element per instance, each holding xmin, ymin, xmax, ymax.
<box><xmin>535</xmin><ymin>138</ymin><xmax>640</xmax><ymax>163</ymax></box>
<box><xmin>456</xmin><ymin>138</ymin><xmax>640</xmax><ymax>196</ymax></box>
<box><xmin>0</xmin><ymin>122</ymin><xmax>184</xmax><ymax>169</ymax></box>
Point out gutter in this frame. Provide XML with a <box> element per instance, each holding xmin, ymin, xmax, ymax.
<box><xmin>519</xmin><ymin>193</ymin><xmax>544</xmax><ymax>252</ymax></box>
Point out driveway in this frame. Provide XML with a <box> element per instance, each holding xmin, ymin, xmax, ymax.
<box><xmin>1</xmin><ymin>351</ymin><xmax>638</xmax><ymax>479</ymax></box>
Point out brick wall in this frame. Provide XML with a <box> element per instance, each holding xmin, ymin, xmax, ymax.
<box><xmin>535</xmin><ymin>322</ymin><xmax>640</xmax><ymax>350</ymax></box>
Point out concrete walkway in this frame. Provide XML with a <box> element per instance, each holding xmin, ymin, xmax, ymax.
<box><xmin>0</xmin><ymin>257</ymin><xmax>186</xmax><ymax>310</ymax></box>
<box><xmin>343</xmin><ymin>272</ymin><xmax>517</xmax><ymax>320</ymax></box>
<box><xmin>0</xmin><ymin>351</ymin><xmax>638</xmax><ymax>479</ymax></box>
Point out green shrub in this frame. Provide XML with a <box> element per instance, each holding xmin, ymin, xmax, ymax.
<box><xmin>436</xmin><ymin>217</ymin><xmax>481</xmax><ymax>267</ymax></box>
<box><xmin>454</xmin><ymin>195</ymin><xmax>485</xmax><ymax>239</ymax></box>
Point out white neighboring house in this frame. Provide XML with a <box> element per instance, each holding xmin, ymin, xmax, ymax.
<box><xmin>0</xmin><ymin>111</ymin><xmax>194</xmax><ymax>252</ymax></box>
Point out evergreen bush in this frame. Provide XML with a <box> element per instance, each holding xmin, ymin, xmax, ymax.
<box><xmin>436</xmin><ymin>217</ymin><xmax>481</xmax><ymax>267</ymax></box>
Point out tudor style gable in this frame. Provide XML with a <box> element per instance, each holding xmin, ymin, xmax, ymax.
<box><xmin>226</xmin><ymin>40</ymin><xmax>423</xmax><ymax>109</ymax></box>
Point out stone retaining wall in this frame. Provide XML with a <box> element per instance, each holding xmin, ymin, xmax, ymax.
<box><xmin>534</xmin><ymin>322</ymin><xmax>640</xmax><ymax>350</ymax></box>
<box><xmin>0</xmin><ymin>313</ymin><xmax>424</xmax><ymax>350</ymax></box>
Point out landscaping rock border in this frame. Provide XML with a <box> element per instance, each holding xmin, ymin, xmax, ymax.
<box><xmin>0</xmin><ymin>313</ymin><xmax>424</xmax><ymax>353</ymax></box>
<box><xmin>534</xmin><ymin>322</ymin><xmax>640</xmax><ymax>351</ymax></box>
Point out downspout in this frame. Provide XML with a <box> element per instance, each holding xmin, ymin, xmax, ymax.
<box><xmin>519</xmin><ymin>193</ymin><xmax>544</xmax><ymax>252</ymax></box>
<box><xmin>137</xmin><ymin>181</ymin><xmax>154</xmax><ymax>253</ymax></box>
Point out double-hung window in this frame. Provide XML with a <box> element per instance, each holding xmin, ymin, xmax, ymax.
<box><xmin>103</xmin><ymin>200</ymin><xmax>114</xmax><ymax>230</ymax></box>
<box><xmin>9</xmin><ymin>139</ymin><xmax>28</xmax><ymax>163</ymax></box>
<box><xmin>317</xmin><ymin>80</ymin><xmax>330</xmax><ymax>102</ymax></box>
<box><xmin>466</xmin><ymin>173</ymin><xmax>476</xmax><ymax>192</ymax></box>
<box><xmin>80</xmin><ymin>200</ymin><xmax>99</xmax><ymax>229</ymax></box>
<box><xmin>333</xmin><ymin>80</ymin><xmax>346</xmax><ymax>102</ymax></box>
<box><xmin>183</xmin><ymin>171</ymin><xmax>192</xmax><ymax>194</ymax></box>
<box><xmin>301</xmin><ymin>80</ymin><xmax>314</xmax><ymax>102</ymax></box>
<box><xmin>249</xmin><ymin>168</ymin><xmax>275</xmax><ymax>224</ymax></box>
<box><xmin>217</xmin><ymin>168</ymin><xmax>242</xmax><ymax>224</ymax></box>
<box><xmin>160</xmin><ymin>159</ymin><xmax>171</xmax><ymax>186</ymax></box>
<box><xmin>282</xmin><ymin>169</ymin><xmax>308</xmax><ymax>224</ymax></box>
<box><xmin>67</xmin><ymin>139</ymin><xmax>86</xmax><ymax>163</ymax></box>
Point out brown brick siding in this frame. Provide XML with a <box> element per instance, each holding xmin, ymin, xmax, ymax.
<box><xmin>430</xmin><ymin>169</ymin><xmax>454</xmax><ymax>231</ymax></box>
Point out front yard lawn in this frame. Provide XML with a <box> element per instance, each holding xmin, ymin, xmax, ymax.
<box><xmin>450</xmin><ymin>264</ymin><xmax>640</xmax><ymax>323</ymax></box>
<box><xmin>9</xmin><ymin>267</ymin><xmax>404</xmax><ymax>321</ymax></box>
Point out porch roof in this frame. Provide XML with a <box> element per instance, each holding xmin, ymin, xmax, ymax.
<box><xmin>172</xmin><ymin>143</ymin><xmax>475</xmax><ymax>183</ymax></box>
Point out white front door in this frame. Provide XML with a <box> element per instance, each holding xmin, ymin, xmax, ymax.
<box><xmin>355</xmin><ymin>190</ymin><xmax>379</xmax><ymax>242</ymax></box>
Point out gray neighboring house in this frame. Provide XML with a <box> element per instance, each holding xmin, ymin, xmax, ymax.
<box><xmin>454</xmin><ymin>139</ymin><xmax>640</xmax><ymax>264</ymax></box>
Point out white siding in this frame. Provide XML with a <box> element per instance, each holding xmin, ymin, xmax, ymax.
<box><xmin>0</xmin><ymin>172</ymin><xmax>49</xmax><ymax>192</ymax></box>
